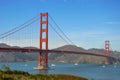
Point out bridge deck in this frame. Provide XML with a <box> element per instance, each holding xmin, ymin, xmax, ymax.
<box><xmin>0</xmin><ymin>47</ymin><xmax>113</xmax><ymax>58</ymax></box>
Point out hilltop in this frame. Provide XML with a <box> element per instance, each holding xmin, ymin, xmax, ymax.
<box><xmin>49</xmin><ymin>45</ymin><xmax>105</xmax><ymax>63</ymax></box>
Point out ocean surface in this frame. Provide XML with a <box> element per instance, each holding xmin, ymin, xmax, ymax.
<box><xmin>0</xmin><ymin>62</ymin><xmax>120</xmax><ymax>80</ymax></box>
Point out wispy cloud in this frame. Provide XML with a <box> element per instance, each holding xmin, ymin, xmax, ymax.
<box><xmin>84</xmin><ymin>31</ymin><xmax>107</xmax><ymax>36</ymax></box>
<box><xmin>105</xmin><ymin>21</ymin><xmax>120</xmax><ymax>25</ymax></box>
<box><xmin>107</xmin><ymin>35</ymin><xmax>120</xmax><ymax>41</ymax></box>
<box><xmin>81</xmin><ymin>31</ymin><xmax>107</xmax><ymax>38</ymax></box>
<box><xmin>69</xmin><ymin>31</ymin><xmax>108</xmax><ymax>39</ymax></box>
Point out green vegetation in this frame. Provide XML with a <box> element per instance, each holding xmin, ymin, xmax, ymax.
<box><xmin>0</xmin><ymin>65</ymin><xmax>87</xmax><ymax>80</ymax></box>
<box><xmin>0</xmin><ymin>71</ymin><xmax>87</xmax><ymax>80</ymax></box>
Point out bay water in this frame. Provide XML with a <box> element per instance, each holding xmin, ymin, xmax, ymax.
<box><xmin>0</xmin><ymin>62</ymin><xmax>120</xmax><ymax>80</ymax></box>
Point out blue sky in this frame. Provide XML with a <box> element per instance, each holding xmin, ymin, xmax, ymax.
<box><xmin>0</xmin><ymin>0</ymin><xmax>120</xmax><ymax>51</ymax></box>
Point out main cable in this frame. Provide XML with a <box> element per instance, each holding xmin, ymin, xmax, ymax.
<box><xmin>0</xmin><ymin>17</ymin><xmax>39</xmax><ymax>39</ymax></box>
<box><xmin>0</xmin><ymin>15</ymin><xmax>39</xmax><ymax>38</ymax></box>
<box><xmin>49</xmin><ymin>14</ymin><xmax>75</xmax><ymax>45</ymax></box>
<box><xmin>49</xmin><ymin>23</ymin><xmax>70</xmax><ymax>44</ymax></box>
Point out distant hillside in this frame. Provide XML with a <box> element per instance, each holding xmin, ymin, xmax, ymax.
<box><xmin>49</xmin><ymin>45</ymin><xmax>120</xmax><ymax>63</ymax></box>
<box><xmin>0</xmin><ymin>43</ymin><xmax>38</xmax><ymax>62</ymax></box>
<box><xmin>49</xmin><ymin>45</ymin><xmax>106</xmax><ymax>63</ymax></box>
<box><xmin>0</xmin><ymin>43</ymin><xmax>120</xmax><ymax>64</ymax></box>
<box><xmin>0</xmin><ymin>43</ymin><xmax>11</xmax><ymax>48</ymax></box>
<box><xmin>53</xmin><ymin>45</ymin><xmax>86</xmax><ymax>52</ymax></box>
<box><xmin>88</xmin><ymin>48</ymin><xmax>120</xmax><ymax>59</ymax></box>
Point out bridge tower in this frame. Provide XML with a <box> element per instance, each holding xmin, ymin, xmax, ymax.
<box><xmin>38</xmin><ymin>13</ymin><xmax>48</xmax><ymax>69</ymax></box>
<box><xmin>105</xmin><ymin>40</ymin><xmax>110</xmax><ymax>64</ymax></box>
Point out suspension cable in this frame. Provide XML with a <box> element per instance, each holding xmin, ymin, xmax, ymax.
<box><xmin>0</xmin><ymin>15</ymin><xmax>39</xmax><ymax>38</ymax></box>
<box><xmin>0</xmin><ymin>17</ymin><xmax>39</xmax><ymax>39</ymax></box>
<box><xmin>49</xmin><ymin>14</ymin><xmax>75</xmax><ymax>45</ymax></box>
<box><xmin>49</xmin><ymin>23</ymin><xmax>70</xmax><ymax>44</ymax></box>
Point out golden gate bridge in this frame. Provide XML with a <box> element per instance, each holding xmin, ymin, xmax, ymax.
<box><xmin>0</xmin><ymin>12</ymin><xmax>119</xmax><ymax>70</ymax></box>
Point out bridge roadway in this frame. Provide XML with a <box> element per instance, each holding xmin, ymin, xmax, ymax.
<box><xmin>0</xmin><ymin>47</ymin><xmax>115</xmax><ymax>59</ymax></box>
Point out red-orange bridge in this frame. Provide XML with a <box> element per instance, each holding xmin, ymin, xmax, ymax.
<box><xmin>0</xmin><ymin>12</ymin><xmax>118</xmax><ymax>70</ymax></box>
